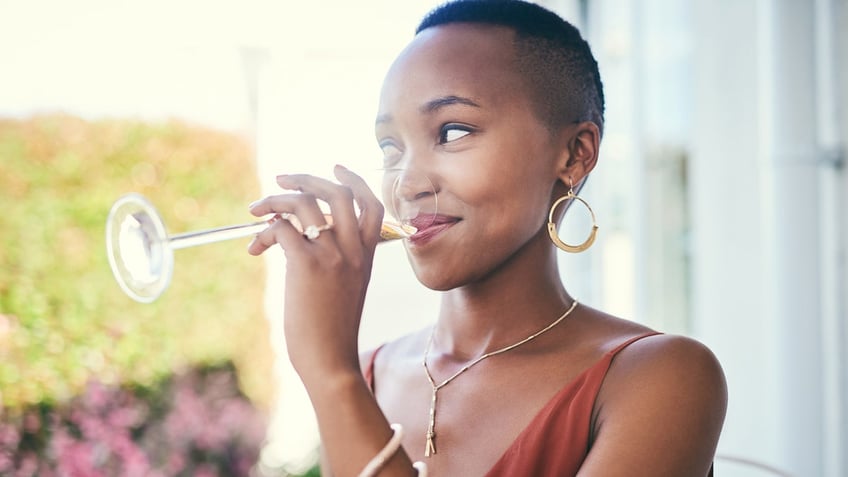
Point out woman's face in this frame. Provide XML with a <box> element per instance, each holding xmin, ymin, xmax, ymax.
<box><xmin>376</xmin><ymin>24</ymin><xmax>565</xmax><ymax>290</ymax></box>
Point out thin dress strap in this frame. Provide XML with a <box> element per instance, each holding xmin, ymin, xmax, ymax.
<box><xmin>362</xmin><ymin>344</ymin><xmax>384</xmax><ymax>392</ymax></box>
<box><xmin>484</xmin><ymin>331</ymin><xmax>662</xmax><ymax>476</ymax></box>
<box><xmin>605</xmin><ymin>332</ymin><xmax>662</xmax><ymax>358</ymax></box>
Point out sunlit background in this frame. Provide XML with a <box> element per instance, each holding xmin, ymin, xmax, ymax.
<box><xmin>1</xmin><ymin>0</ymin><xmax>845</xmax><ymax>476</ymax></box>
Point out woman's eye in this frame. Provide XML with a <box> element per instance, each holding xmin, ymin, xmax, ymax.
<box><xmin>439</xmin><ymin>124</ymin><xmax>473</xmax><ymax>144</ymax></box>
<box><xmin>380</xmin><ymin>141</ymin><xmax>402</xmax><ymax>165</ymax></box>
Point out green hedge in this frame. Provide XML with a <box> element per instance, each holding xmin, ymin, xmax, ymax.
<box><xmin>0</xmin><ymin>115</ymin><xmax>273</xmax><ymax>410</ymax></box>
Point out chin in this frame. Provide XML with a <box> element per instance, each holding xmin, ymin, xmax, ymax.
<box><xmin>408</xmin><ymin>257</ymin><xmax>464</xmax><ymax>291</ymax></box>
<box><xmin>411</xmin><ymin>266</ymin><xmax>459</xmax><ymax>291</ymax></box>
<box><xmin>409</xmin><ymin>254</ymin><xmax>491</xmax><ymax>292</ymax></box>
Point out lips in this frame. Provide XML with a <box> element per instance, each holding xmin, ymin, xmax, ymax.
<box><xmin>407</xmin><ymin>213</ymin><xmax>459</xmax><ymax>246</ymax></box>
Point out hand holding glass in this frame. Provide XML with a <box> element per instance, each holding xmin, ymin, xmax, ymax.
<box><xmin>106</xmin><ymin>169</ymin><xmax>436</xmax><ymax>303</ymax></box>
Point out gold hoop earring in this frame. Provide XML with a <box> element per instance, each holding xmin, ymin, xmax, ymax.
<box><xmin>547</xmin><ymin>184</ymin><xmax>598</xmax><ymax>253</ymax></box>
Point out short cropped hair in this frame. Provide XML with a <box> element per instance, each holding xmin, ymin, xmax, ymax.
<box><xmin>417</xmin><ymin>0</ymin><xmax>605</xmax><ymax>137</ymax></box>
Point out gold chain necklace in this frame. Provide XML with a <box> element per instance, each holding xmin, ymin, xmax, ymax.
<box><xmin>421</xmin><ymin>300</ymin><xmax>579</xmax><ymax>457</ymax></box>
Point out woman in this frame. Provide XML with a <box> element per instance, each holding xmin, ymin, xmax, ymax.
<box><xmin>247</xmin><ymin>1</ymin><xmax>727</xmax><ymax>475</ymax></box>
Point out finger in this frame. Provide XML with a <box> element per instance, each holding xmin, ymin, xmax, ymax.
<box><xmin>277</xmin><ymin>172</ymin><xmax>361</xmax><ymax>248</ymax></box>
<box><xmin>248</xmin><ymin>192</ymin><xmax>329</xmax><ymax>240</ymax></box>
<box><xmin>334</xmin><ymin>165</ymin><xmax>385</xmax><ymax>246</ymax></box>
<box><xmin>247</xmin><ymin>214</ymin><xmax>302</xmax><ymax>255</ymax></box>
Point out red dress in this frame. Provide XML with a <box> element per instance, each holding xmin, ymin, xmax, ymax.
<box><xmin>365</xmin><ymin>333</ymin><xmax>714</xmax><ymax>476</ymax></box>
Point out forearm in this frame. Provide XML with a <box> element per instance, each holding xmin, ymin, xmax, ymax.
<box><xmin>247</xmin><ymin>168</ymin><xmax>420</xmax><ymax>475</ymax></box>
<box><xmin>305</xmin><ymin>370</ymin><xmax>416</xmax><ymax>477</ymax></box>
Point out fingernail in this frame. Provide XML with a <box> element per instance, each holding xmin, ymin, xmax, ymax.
<box><xmin>276</xmin><ymin>174</ymin><xmax>288</xmax><ymax>181</ymax></box>
<box><xmin>248</xmin><ymin>200</ymin><xmax>259</xmax><ymax>209</ymax></box>
<box><xmin>335</xmin><ymin>164</ymin><xmax>348</xmax><ymax>171</ymax></box>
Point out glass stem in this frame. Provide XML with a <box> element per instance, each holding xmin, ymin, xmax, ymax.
<box><xmin>168</xmin><ymin>221</ymin><xmax>270</xmax><ymax>250</ymax></box>
<box><xmin>168</xmin><ymin>213</ymin><xmax>414</xmax><ymax>250</ymax></box>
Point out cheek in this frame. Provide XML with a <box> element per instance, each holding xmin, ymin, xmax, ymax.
<box><xmin>457</xmin><ymin>174</ymin><xmax>551</xmax><ymax>259</ymax></box>
<box><xmin>461</xmin><ymin>160</ymin><xmax>552</xmax><ymax>221</ymax></box>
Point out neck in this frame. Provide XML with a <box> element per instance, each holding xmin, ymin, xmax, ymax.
<box><xmin>434</xmin><ymin>233</ymin><xmax>575</xmax><ymax>360</ymax></box>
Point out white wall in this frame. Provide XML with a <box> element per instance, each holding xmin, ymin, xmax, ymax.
<box><xmin>561</xmin><ymin>0</ymin><xmax>847</xmax><ymax>475</ymax></box>
<box><xmin>689</xmin><ymin>0</ymin><xmax>845</xmax><ymax>475</ymax></box>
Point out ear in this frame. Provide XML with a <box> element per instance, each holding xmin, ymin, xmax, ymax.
<box><xmin>555</xmin><ymin>121</ymin><xmax>600</xmax><ymax>190</ymax></box>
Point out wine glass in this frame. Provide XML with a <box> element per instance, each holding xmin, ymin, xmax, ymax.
<box><xmin>106</xmin><ymin>168</ymin><xmax>436</xmax><ymax>303</ymax></box>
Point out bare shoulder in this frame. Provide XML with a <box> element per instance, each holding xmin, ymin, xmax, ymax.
<box><xmin>599</xmin><ymin>333</ymin><xmax>727</xmax><ymax>420</ymax></box>
<box><xmin>569</xmin><ymin>309</ymin><xmax>725</xmax><ymax>396</ymax></box>
<box><xmin>358</xmin><ymin>327</ymin><xmax>431</xmax><ymax>378</ymax></box>
<box><xmin>605</xmin><ymin>333</ymin><xmax>726</xmax><ymax>395</ymax></box>
<box><xmin>579</xmin><ymin>333</ymin><xmax>727</xmax><ymax>476</ymax></box>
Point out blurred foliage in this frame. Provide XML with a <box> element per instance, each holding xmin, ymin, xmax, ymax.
<box><xmin>0</xmin><ymin>114</ymin><xmax>274</xmax><ymax>411</ymax></box>
<box><xmin>0</xmin><ymin>362</ymin><xmax>266</xmax><ymax>475</ymax></box>
<box><xmin>299</xmin><ymin>464</ymin><xmax>322</xmax><ymax>477</ymax></box>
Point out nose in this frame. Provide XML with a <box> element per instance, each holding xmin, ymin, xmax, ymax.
<box><xmin>383</xmin><ymin>167</ymin><xmax>438</xmax><ymax>222</ymax></box>
<box><xmin>391</xmin><ymin>168</ymin><xmax>436</xmax><ymax>202</ymax></box>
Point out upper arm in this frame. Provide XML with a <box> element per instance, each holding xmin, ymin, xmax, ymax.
<box><xmin>578</xmin><ymin>334</ymin><xmax>727</xmax><ymax>477</ymax></box>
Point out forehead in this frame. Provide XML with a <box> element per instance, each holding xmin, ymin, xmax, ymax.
<box><xmin>378</xmin><ymin>24</ymin><xmax>529</xmax><ymax>116</ymax></box>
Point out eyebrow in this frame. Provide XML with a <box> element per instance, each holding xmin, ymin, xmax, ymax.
<box><xmin>375</xmin><ymin>95</ymin><xmax>482</xmax><ymax>126</ymax></box>
<box><xmin>421</xmin><ymin>95</ymin><xmax>481</xmax><ymax>113</ymax></box>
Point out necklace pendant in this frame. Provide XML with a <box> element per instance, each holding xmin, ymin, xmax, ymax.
<box><xmin>420</xmin><ymin>301</ymin><xmax>579</xmax><ymax>461</ymax></box>
<box><xmin>425</xmin><ymin>431</ymin><xmax>436</xmax><ymax>457</ymax></box>
<box><xmin>425</xmin><ymin>387</ymin><xmax>438</xmax><ymax>457</ymax></box>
